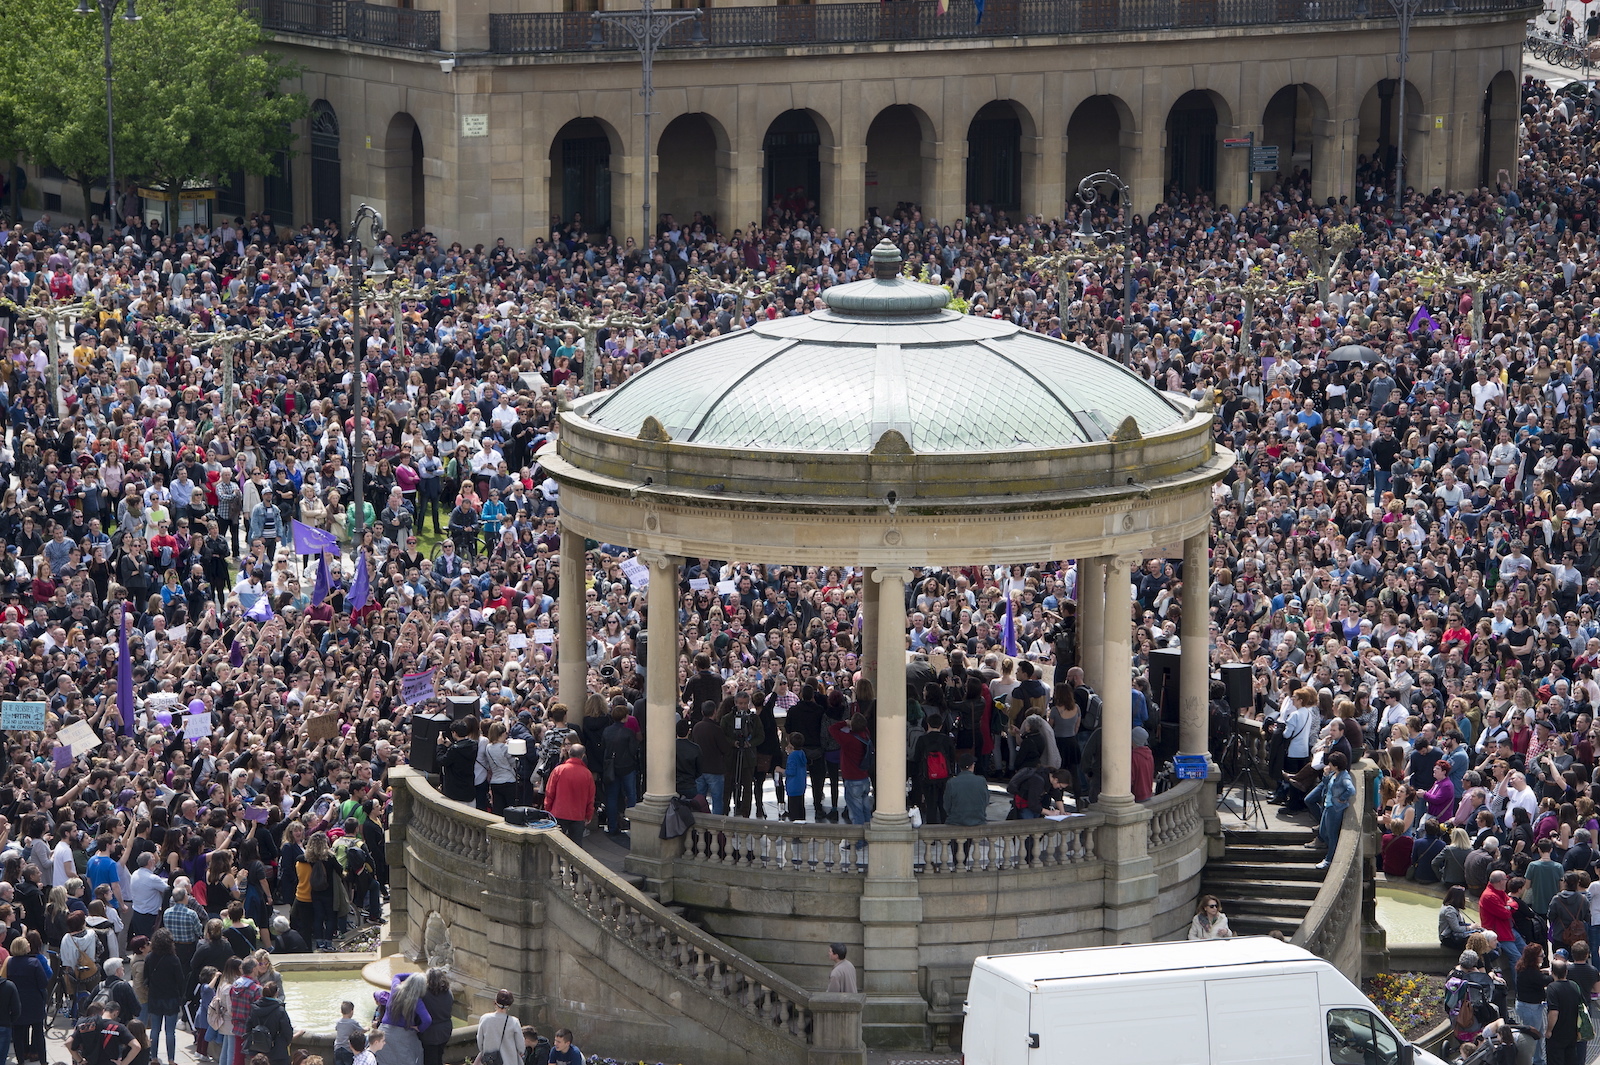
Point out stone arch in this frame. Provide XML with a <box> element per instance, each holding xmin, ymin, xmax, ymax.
<box><xmin>1260</xmin><ymin>83</ymin><xmax>1330</xmax><ymax>191</ymax></box>
<box><xmin>1481</xmin><ymin>71</ymin><xmax>1517</xmax><ymax>188</ymax></box>
<box><xmin>1355</xmin><ymin>78</ymin><xmax>1426</xmax><ymax>194</ymax></box>
<box><xmin>864</xmin><ymin>104</ymin><xmax>935</xmax><ymax>225</ymax></box>
<box><xmin>655</xmin><ymin>112</ymin><xmax>730</xmax><ymax>235</ymax></box>
<box><xmin>381</xmin><ymin>112</ymin><xmax>425</xmax><ymax>235</ymax></box>
<box><xmin>550</xmin><ymin>117</ymin><xmax>623</xmax><ymax>236</ymax></box>
<box><xmin>309</xmin><ymin>99</ymin><xmax>341</xmax><ymax>230</ymax></box>
<box><xmin>763</xmin><ymin>109</ymin><xmax>833</xmax><ymax>222</ymax></box>
<box><xmin>966</xmin><ymin>99</ymin><xmax>1036</xmax><ymax>216</ymax></box>
<box><xmin>1164</xmin><ymin>89</ymin><xmax>1231</xmax><ymax>200</ymax></box>
<box><xmin>1065</xmin><ymin>94</ymin><xmax>1134</xmax><ymax>200</ymax></box>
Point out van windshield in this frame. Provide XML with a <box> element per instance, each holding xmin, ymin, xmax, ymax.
<box><xmin>1328</xmin><ymin>1007</ymin><xmax>1403</xmax><ymax>1065</ymax></box>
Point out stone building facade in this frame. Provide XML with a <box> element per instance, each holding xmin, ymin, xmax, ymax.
<box><xmin>232</xmin><ymin>0</ymin><xmax>1527</xmax><ymax>247</ymax></box>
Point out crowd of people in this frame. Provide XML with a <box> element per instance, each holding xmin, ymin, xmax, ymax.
<box><xmin>0</xmin><ymin>53</ymin><xmax>1593</xmax><ymax>1061</ymax></box>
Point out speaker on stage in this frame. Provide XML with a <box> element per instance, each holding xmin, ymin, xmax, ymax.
<box><xmin>1148</xmin><ymin>647</ymin><xmax>1182</xmax><ymax>762</ymax></box>
<box><xmin>409</xmin><ymin>713</ymin><xmax>451</xmax><ymax>773</ymax></box>
<box><xmin>448</xmin><ymin>695</ymin><xmax>481</xmax><ymax>721</ymax></box>
<box><xmin>1220</xmin><ymin>663</ymin><xmax>1253</xmax><ymax>712</ymax></box>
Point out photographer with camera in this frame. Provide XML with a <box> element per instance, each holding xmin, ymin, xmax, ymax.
<box><xmin>722</xmin><ymin>690</ymin><xmax>766</xmax><ymax>818</ymax></box>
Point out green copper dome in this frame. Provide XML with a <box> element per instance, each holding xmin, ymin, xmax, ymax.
<box><xmin>580</xmin><ymin>241</ymin><xmax>1184</xmax><ymax>455</ymax></box>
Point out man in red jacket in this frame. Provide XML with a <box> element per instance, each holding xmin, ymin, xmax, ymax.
<box><xmin>544</xmin><ymin>746</ymin><xmax>596</xmax><ymax>846</ymax></box>
<box><xmin>1479</xmin><ymin>870</ymin><xmax>1521</xmax><ymax>977</ymax></box>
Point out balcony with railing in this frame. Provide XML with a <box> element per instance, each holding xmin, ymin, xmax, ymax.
<box><xmin>247</xmin><ymin>0</ymin><xmax>1529</xmax><ymax>53</ymax></box>
<box><xmin>487</xmin><ymin>0</ymin><xmax>1529</xmax><ymax>54</ymax></box>
<box><xmin>247</xmin><ymin>0</ymin><xmax>440</xmax><ymax>49</ymax></box>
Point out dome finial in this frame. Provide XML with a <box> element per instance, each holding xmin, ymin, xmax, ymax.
<box><xmin>870</xmin><ymin>240</ymin><xmax>903</xmax><ymax>280</ymax></box>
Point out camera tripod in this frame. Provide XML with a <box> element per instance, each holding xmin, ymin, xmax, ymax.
<box><xmin>1215</xmin><ymin>717</ymin><xmax>1266</xmax><ymax>828</ymax></box>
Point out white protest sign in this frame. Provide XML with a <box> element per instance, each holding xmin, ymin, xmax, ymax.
<box><xmin>620</xmin><ymin>557</ymin><xmax>650</xmax><ymax>588</ymax></box>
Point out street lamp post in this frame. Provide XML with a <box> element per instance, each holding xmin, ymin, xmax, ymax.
<box><xmin>76</xmin><ymin>0</ymin><xmax>141</xmax><ymax>228</ymax></box>
<box><xmin>348</xmin><ymin>203</ymin><xmax>387</xmax><ymax>539</ymax></box>
<box><xmin>1074</xmin><ymin>170</ymin><xmax>1134</xmax><ymax>366</ymax></box>
<box><xmin>590</xmin><ymin>0</ymin><xmax>705</xmax><ymax>246</ymax></box>
<box><xmin>1388</xmin><ymin>0</ymin><xmax>1423</xmax><ymax>209</ymax></box>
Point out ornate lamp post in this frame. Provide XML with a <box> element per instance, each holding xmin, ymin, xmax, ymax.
<box><xmin>1073</xmin><ymin>170</ymin><xmax>1134</xmax><ymax>365</ymax></box>
<box><xmin>590</xmin><ymin>0</ymin><xmax>706</xmax><ymax>244</ymax></box>
<box><xmin>347</xmin><ymin>203</ymin><xmax>388</xmax><ymax>538</ymax></box>
<box><xmin>75</xmin><ymin>0</ymin><xmax>141</xmax><ymax>227</ymax></box>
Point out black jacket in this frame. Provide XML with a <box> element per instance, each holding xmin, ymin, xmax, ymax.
<box><xmin>675</xmin><ymin>738</ymin><xmax>701</xmax><ymax>797</ymax></box>
<box><xmin>439</xmin><ymin>737</ymin><xmax>478</xmax><ymax>802</ymax></box>
<box><xmin>248</xmin><ymin>994</ymin><xmax>296</xmax><ymax>1065</ymax></box>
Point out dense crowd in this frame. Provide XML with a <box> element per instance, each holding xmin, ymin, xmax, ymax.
<box><xmin>0</xmin><ymin>61</ymin><xmax>1593</xmax><ymax>1061</ymax></box>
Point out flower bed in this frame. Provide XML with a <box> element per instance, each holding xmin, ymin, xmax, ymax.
<box><xmin>1362</xmin><ymin>972</ymin><xmax>1447</xmax><ymax>1041</ymax></box>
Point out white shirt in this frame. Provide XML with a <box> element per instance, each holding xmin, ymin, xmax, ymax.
<box><xmin>51</xmin><ymin>839</ymin><xmax>75</xmax><ymax>887</ymax></box>
<box><xmin>1280</xmin><ymin>704</ymin><xmax>1316</xmax><ymax>759</ymax></box>
<box><xmin>1501</xmin><ymin>782</ymin><xmax>1538</xmax><ymax>828</ymax></box>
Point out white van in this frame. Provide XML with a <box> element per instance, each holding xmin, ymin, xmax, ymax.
<box><xmin>962</xmin><ymin>937</ymin><xmax>1450</xmax><ymax>1065</ymax></box>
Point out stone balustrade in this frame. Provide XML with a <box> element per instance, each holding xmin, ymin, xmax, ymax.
<box><xmin>548</xmin><ymin>848</ymin><xmax>821</xmax><ymax>1038</ymax></box>
<box><xmin>1291</xmin><ymin>764</ymin><xmax>1374</xmax><ymax>981</ymax></box>
<box><xmin>912</xmin><ymin>814</ymin><xmax>1102</xmax><ymax>874</ymax></box>
<box><xmin>1145</xmin><ymin>780</ymin><xmax>1205</xmax><ymax>849</ymax></box>
<box><xmin>683</xmin><ymin>816</ymin><xmax>868</xmax><ymax>874</ymax></box>
<box><xmin>388</xmin><ymin>769</ymin><xmax>866</xmax><ymax>1065</ymax></box>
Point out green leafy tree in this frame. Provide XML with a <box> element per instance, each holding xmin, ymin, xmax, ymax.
<box><xmin>0</xmin><ymin>0</ymin><xmax>307</xmax><ymax>220</ymax></box>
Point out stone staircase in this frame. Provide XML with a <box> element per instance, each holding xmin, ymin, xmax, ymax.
<box><xmin>1200</xmin><ymin>827</ymin><xmax>1327</xmax><ymax>938</ymax></box>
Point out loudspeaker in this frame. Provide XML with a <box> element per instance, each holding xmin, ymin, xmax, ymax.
<box><xmin>448</xmin><ymin>695</ymin><xmax>481</xmax><ymax>721</ymax></box>
<box><xmin>1220</xmin><ymin>663</ymin><xmax>1253</xmax><ymax>712</ymax></box>
<box><xmin>1148</xmin><ymin>647</ymin><xmax>1182</xmax><ymax>763</ymax></box>
<box><xmin>409</xmin><ymin>713</ymin><xmax>451</xmax><ymax>773</ymax></box>
<box><xmin>502</xmin><ymin>807</ymin><xmax>542</xmax><ymax>827</ymax></box>
<box><xmin>1148</xmin><ymin>648</ymin><xmax>1181</xmax><ymax>714</ymax></box>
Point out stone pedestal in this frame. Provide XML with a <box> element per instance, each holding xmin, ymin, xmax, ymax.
<box><xmin>1096</xmin><ymin>798</ymin><xmax>1157</xmax><ymax>944</ymax></box>
<box><xmin>621</xmin><ymin>799</ymin><xmax>684</xmax><ymax>900</ymax></box>
<box><xmin>860</xmin><ymin>820</ymin><xmax>926</xmax><ymax>1049</ymax></box>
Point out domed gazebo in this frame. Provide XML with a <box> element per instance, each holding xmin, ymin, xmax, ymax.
<box><xmin>539</xmin><ymin>241</ymin><xmax>1231</xmax><ymax>1041</ymax></box>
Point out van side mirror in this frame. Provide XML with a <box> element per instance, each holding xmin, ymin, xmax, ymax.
<box><xmin>1398</xmin><ymin>1043</ymin><xmax>1415</xmax><ymax>1065</ymax></box>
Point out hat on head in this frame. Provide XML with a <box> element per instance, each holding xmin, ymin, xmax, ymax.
<box><xmin>1131</xmin><ymin>727</ymin><xmax>1149</xmax><ymax>747</ymax></box>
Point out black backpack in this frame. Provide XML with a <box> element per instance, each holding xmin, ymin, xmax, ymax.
<box><xmin>309</xmin><ymin>859</ymin><xmax>329</xmax><ymax>892</ymax></box>
<box><xmin>247</xmin><ymin>1016</ymin><xmax>277</xmax><ymax>1057</ymax></box>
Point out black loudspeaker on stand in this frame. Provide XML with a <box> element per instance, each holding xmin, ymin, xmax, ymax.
<box><xmin>1214</xmin><ymin>663</ymin><xmax>1264</xmax><ymax>827</ymax></box>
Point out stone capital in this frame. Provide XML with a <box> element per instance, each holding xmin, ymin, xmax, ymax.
<box><xmin>870</xmin><ymin>567</ymin><xmax>912</xmax><ymax>586</ymax></box>
<box><xmin>637</xmin><ymin>551</ymin><xmax>679</xmax><ymax>573</ymax></box>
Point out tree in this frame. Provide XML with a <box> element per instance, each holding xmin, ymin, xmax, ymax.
<box><xmin>0</xmin><ymin>0</ymin><xmax>306</xmax><ymax>221</ymax></box>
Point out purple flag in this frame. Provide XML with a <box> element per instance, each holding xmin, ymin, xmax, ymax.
<box><xmin>312</xmin><ymin>554</ymin><xmax>332</xmax><ymax>606</ymax></box>
<box><xmin>349</xmin><ymin>550</ymin><xmax>370</xmax><ymax>612</ymax></box>
<box><xmin>292</xmin><ymin>519</ymin><xmax>341</xmax><ymax>556</ymax></box>
<box><xmin>117</xmin><ymin>604</ymin><xmax>135</xmax><ymax>736</ymax></box>
<box><xmin>247</xmin><ymin>596</ymin><xmax>274</xmax><ymax>622</ymax></box>
<box><xmin>1000</xmin><ymin>586</ymin><xmax>1019</xmax><ymax>657</ymax></box>
<box><xmin>1407</xmin><ymin>304</ymin><xmax>1437</xmax><ymax>335</ymax></box>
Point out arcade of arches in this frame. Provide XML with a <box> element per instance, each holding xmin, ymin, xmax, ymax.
<box><xmin>271</xmin><ymin>20</ymin><xmax>1522</xmax><ymax>245</ymax></box>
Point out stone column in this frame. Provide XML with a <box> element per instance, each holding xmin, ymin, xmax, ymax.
<box><xmin>871</xmin><ymin>569</ymin><xmax>909</xmax><ymax>823</ymax></box>
<box><xmin>1098</xmin><ymin>553</ymin><xmax>1134</xmax><ymax>807</ymax></box>
<box><xmin>642</xmin><ymin>552</ymin><xmax>680</xmax><ymax>803</ymax></box>
<box><xmin>1094</xmin><ymin>553</ymin><xmax>1156</xmax><ymax>943</ymax></box>
<box><xmin>1078</xmin><ymin>556</ymin><xmax>1105</xmax><ymax>690</ymax></box>
<box><xmin>860</xmin><ymin>567</ymin><xmax>923</xmax><ymax>1048</ymax></box>
<box><xmin>1179</xmin><ymin>530</ymin><xmax>1225</xmax><ymax>857</ymax></box>
<box><xmin>1179</xmin><ymin>531</ymin><xmax>1210</xmax><ymax>758</ymax></box>
<box><xmin>623</xmin><ymin>552</ymin><xmax>683</xmax><ymax>893</ymax></box>
<box><xmin>558</xmin><ymin>526</ymin><xmax>586</xmax><ymax>716</ymax></box>
<box><xmin>860</xmin><ymin>566</ymin><xmax>879</xmax><ymax>697</ymax></box>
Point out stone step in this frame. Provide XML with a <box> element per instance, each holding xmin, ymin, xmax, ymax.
<box><xmin>1201</xmin><ymin>860</ymin><xmax>1327</xmax><ymax>881</ymax></box>
<box><xmin>1214</xmin><ymin>896</ymin><xmax>1316</xmax><ymax>918</ymax></box>
<box><xmin>1218</xmin><ymin>843</ymin><xmax>1331</xmax><ymax>863</ymax></box>
<box><xmin>1228</xmin><ymin>913</ymin><xmax>1306</xmax><ymax>937</ymax></box>
<box><xmin>1224</xmin><ymin>828</ymin><xmax>1317</xmax><ymax>845</ymax></box>
<box><xmin>1201</xmin><ymin>877</ymin><xmax>1324</xmax><ymax>901</ymax></box>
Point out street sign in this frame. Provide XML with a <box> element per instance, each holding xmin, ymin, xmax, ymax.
<box><xmin>1223</xmin><ymin>137</ymin><xmax>1253</xmax><ymax>147</ymax></box>
<box><xmin>1250</xmin><ymin>145</ymin><xmax>1280</xmax><ymax>172</ymax></box>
